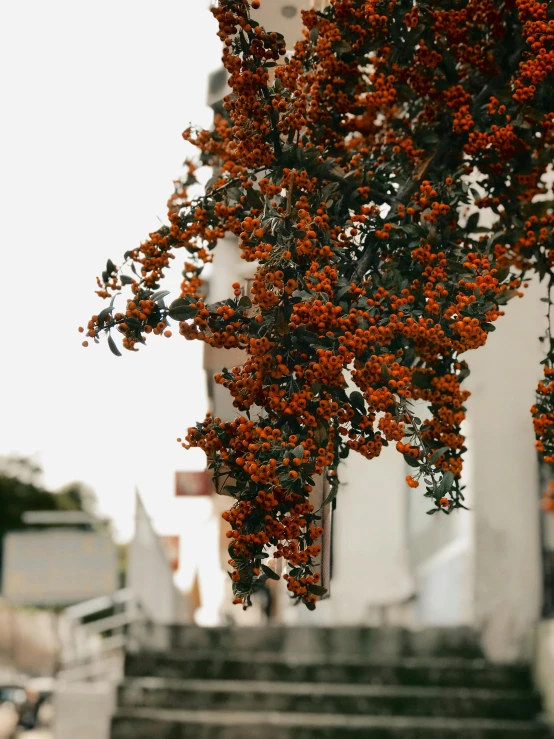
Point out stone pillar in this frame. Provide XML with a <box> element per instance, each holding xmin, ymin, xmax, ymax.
<box><xmin>466</xmin><ymin>279</ymin><xmax>545</xmax><ymax>661</ymax></box>
<box><xmin>324</xmin><ymin>445</ymin><xmax>415</xmax><ymax>625</ymax></box>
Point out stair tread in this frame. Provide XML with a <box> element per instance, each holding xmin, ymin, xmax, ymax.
<box><xmin>114</xmin><ymin>706</ymin><xmax>547</xmax><ymax>730</ymax></box>
<box><xmin>122</xmin><ymin>676</ymin><xmax>538</xmax><ymax>699</ymax></box>
<box><xmin>127</xmin><ymin>649</ymin><xmax>526</xmax><ymax>670</ymax></box>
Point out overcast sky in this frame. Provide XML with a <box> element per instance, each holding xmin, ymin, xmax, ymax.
<box><xmin>0</xmin><ymin>2</ymin><xmax>222</xmax><ymax>543</ymax></box>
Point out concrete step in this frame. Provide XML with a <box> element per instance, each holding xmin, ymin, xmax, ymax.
<box><xmin>111</xmin><ymin>708</ymin><xmax>552</xmax><ymax>739</ymax></box>
<box><xmin>129</xmin><ymin>624</ymin><xmax>484</xmax><ymax>659</ymax></box>
<box><xmin>118</xmin><ymin>678</ymin><xmax>541</xmax><ymax>721</ymax></box>
<box><xmin>124</xmin><ymin>650</ymin><xmax>532</xmax><ymax>690</ymax></box>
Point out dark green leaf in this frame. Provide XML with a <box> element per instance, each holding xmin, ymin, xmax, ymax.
<box><xmin>429</xmin><ymin>446</ymin><xmax>449</xmax><ymax>464</ymax></box>
<box><xmin>466</xmin><ymin>212</ymin><xmax>479</xmax><ymax>231</ymax></box>
<box><xmin>97</xmin><ymin>306</ymin><xmax>113</xmax><ymax>325</ymax></box>
<box><xmin>245</xmin><ymin>187</ymin><xmax>263</xmax><ymax>209</ymax></box>
<box><xmin>314</xmin><ymin>422</ymin><xmax>328</xmax><ymax>447</ymax></box>
<box><xmin>309</xmin><ymin>584</ymin><xmax>328</xmax><ymax>596</ymax></box>
<box><xmin>169</xmin><ymin>298</ymin><xmax>197</xmax><ymax>321</ymax></box>
<box><xmin>403</xmin><ymin>453</ymin><xmax>420</xmax><ymax>468</ymax></box>
<box><xmin>458</xmin><ymin>365</ymin><xmax>470</xmax><ymax>381</ymax></box>
<box><xmin>261</xmin><ymin>564</ymin><xmax>280</xmax><ymax>581</ymax></box>
<box><xmin>121</xmin><ymin>275</ymin><xmax>134</xmax><ymax>286</ymax></box>
<box><xmin>446</xmin><ymin>260</ymin><xmax>471</xmax><ymax>274</ymax></box>
<box><xmin>439</xmin><ymin>470</ymin><xmax>455</xmax><ymax>494</ymax></box>
<box><xmin>107</xmin><ymin>334</ymin><xmax>122</xmax><ymax>357</ymax></box>
<box><xmin>321</xmin><ymin>483</ymin><xmax>338</xmax><ymax>508</ymax></box>
<box><xmin>411</xmin><ymin>371</ymin><xmax>431</xmax><ymax>389</ymax></box>
<box><xmin>333</xmin><ymin>40</ymin><xmax>352</xmax><ymax>54</ymax></box>
<box><xmin>350</xmin><ymin>391</ymin><xmax>366</xmax><ymax>413</ymax></box>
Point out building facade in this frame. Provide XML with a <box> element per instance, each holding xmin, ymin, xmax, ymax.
<box><xmin>201</xmin><ymin>0</ymin><xmax>551</xmax><ymax>664</ymax></box>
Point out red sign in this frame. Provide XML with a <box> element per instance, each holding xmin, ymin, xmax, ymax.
<box><xmin>175</xmin><ymin>470</ymin><xmax>211</xmax><ymax>497</ymax></box>
<box><xmin>161</xmin><ymin>536</ymin><xmax>180</xmax><ymax>572</ymax></box>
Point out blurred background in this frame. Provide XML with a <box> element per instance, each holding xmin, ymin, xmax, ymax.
<box><xmin>1</xmin><ymin>1</ymin><xmax>554</xmax><ymax>738</ymax></box>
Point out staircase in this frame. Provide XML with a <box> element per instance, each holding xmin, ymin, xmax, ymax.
<box><xmin>111</xmin><ymin>625</ymin><xmax>552</xmax><ymax>738</ymax></box>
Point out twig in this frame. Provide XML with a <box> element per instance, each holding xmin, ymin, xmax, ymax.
<box><xmin>286</xmin><ymin>171</ymin><xmax>295</xmax><ymax>217</ymax></box>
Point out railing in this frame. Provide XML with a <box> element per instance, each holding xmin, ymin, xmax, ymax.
<box><xmin>57</xmin><ymin>589</ymin><xmax>147</xmax><ymax>682</ymax></box>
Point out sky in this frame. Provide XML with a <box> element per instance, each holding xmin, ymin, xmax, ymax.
<box><xmin>0</xmin><ymin>2</ymin><xmax>223</xmax><ymax>544</ymax></box>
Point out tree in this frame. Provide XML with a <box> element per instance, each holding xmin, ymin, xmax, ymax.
<box><xmin>0</xmin><ymin>457</ymin><xmax>100</xmax><ymax>584</ymax></box>
<box><xmin>0</xmin><ymin>457</ymin><xmax>96</xmax><ymax>533</ymax></box>
<box><xmin>83</xmin><ymin>0</ymin><xmax>554</xmax><ymax>608</ymax></box>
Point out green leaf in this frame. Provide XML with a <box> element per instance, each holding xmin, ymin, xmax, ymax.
<box><xmin>107</xmin><ymin>334</ymin><xmax>122</xmax><ymax>357</ymax></box>
<box><xmin>482</xmin><ymin>323</ymin><xmax>496</xmax><ymax>332</ymax></box>
<box><xmin>458</xmin><ymin>365</ymin><xmax>471</xmax><ymax>381</ymax></box>
<box><xmin>106</xmin><ymin>259</ymin><xmax>116</xmax><ymax>274</ymax></box>
<box><xmin>321</xmin><ymin>182</ymin><xmax>339</xmax><ymax>202</ymax></box>
<box><xmin>309</xmin><ymin>584</ymin><xmax>328</xmax><ymax>596</ymax></box>
<box><xmin>446</xmin><ymin>260</ymin><xmax>471</xmax><ymax>274</ymax></box>
<box><xmin>151</xmin><ymin>289</ymin><xmax>171</xmax><ymax>303</ymax></box>
<box><xmin>314</xmin><ymin>421</ymin><xmax>328</xmax><ymax>447</ymax></box>
<box><xmin>439</xmin><ymin>470</ymin><xmax>455</xmax><ymax>494</ymax></box>
<box><xmin>466</xmin><ymin>212</ymin><xmax>479</xmax><ymax>231</ymax></box>
<box><xmin>168</xmin><ymin>298</ymin><xmax>197</xmax><ymax>320</ymax></box>
<box><xmin>238</xmin><ymin>296</ymin><xmax>252</xmax><ymax>309</ymax></box>
<box><xmin>204</xmin><ymin>174</ymin><xmax>220</xmax><ymax>191</ymax></box>
<box><xmin>239</xmin><ymin>32</ymin><xmax>250</xmax><ymax>55</ymax></box>
<box><xmin>97</xmin><ymin>306</ymin><xmax>113</xmax><ymax>325</ymax></box>
<box><xmin>333</xmin><ymin>40</ymin><xmax>352</xmax><ymax>54</ymax></box>
<box><xmin>403</xmin><ymin>453</ymin><xmax>420</xmax><ymax>468</ymax></box>
<box><xmin>121</xmin><ymin>275</ymin><xmax>134</xmax><ymax>286</ymax></box>
<box><xmin>321</xmin><ymin>483</ymin><xmax>338</xmax><ymax>508</ymax></box>
<box><xmin>292</xmin><ymin>444</ymin><xmax>304</xmax><ymax>459</ymax></box>
<box><xmin>350</xmin><ymin>391</ymin><xmax>366</xmax><ymax>413</ymax></box>
<box><xmin>429</xmin><ymin>446</ymin><xmax>449</xmax><ymax>464</ymax></box>
<box><xmin>246</xmin><ymin>187</ymin><xmax>263</xmax><ymax>209</ymax></box>
<box><xmin>305</xmin><ymin>599</ymin><xmax>316</xmax><ymax>610</ymax></box>
<box><xmin>411</xmin><ymin>371</ymin><xmax>431</xmax><ymax>389</ymax></box>
<box><xmin>381</xmin><ymin>363</ymin><xmax>390</xmax><ymax>381</ymax></box>
<box><xmin>261</xmin><ymin>564</ymin><xmax>280</xmax><ymax>581</ymax></box>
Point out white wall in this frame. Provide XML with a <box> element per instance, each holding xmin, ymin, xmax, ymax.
<box><xmin>54</xmin><ymin>681</ymin><xmax>115</xmax><ymax>739</ymax></box>
<box><xmin>127</xmin><ymin>493</ymin><xmax>191</xmax><ymax>624</ymax></box>
<box><xmin>466</xmin><ymin>279</ymin><xmax>545</xmax><ymax>660</ymax></box>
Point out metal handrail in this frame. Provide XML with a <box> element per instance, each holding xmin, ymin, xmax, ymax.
<box><xmin>63</xmin><ymin>588</ymin><xmax>135</xmax><ymax>620</ymax></box>
<box><xmin>58</xmin><ymin>588</ymin><xmax>147</xmax><ymax>682</ymax></box>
